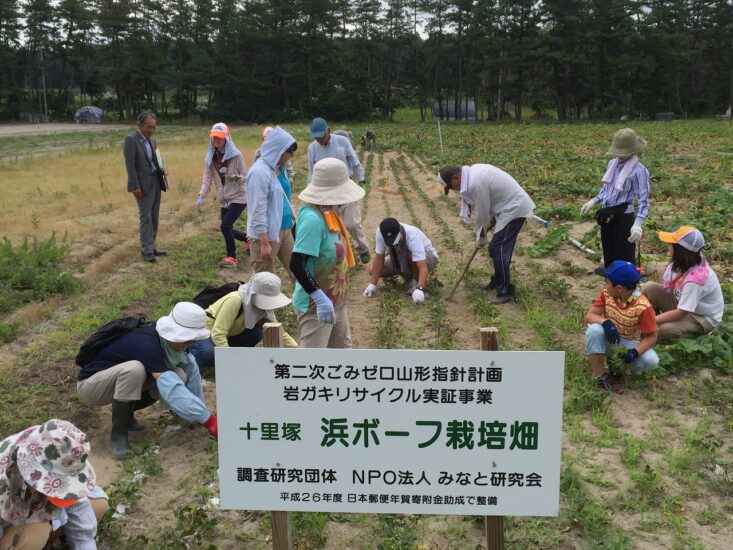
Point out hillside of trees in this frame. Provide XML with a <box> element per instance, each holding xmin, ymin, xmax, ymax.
<box><xmin>2</xmin><ymin>0</ymin><xmax>732</xmax><ymax>123</ymax></box>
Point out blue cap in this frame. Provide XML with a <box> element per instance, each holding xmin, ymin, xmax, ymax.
<box><xmin>310</xmin><ymin>117</ymin><xmax>328</xmax><ymax>138</ymax></box>
<box><xmin>594</xmin><ymin>261</ymin><xmax>641</xmax><ymax>288</ymax></box>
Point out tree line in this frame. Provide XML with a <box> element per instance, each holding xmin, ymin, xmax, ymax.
<box><xmin>2</xmin><ymin>0</ymin><xmax>732</xmax><ymax>123</ymax></box>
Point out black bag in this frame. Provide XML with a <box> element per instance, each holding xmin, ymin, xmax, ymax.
<box><xmin>75</xmin><ymin>316</ymin><xmax>147</xmax><ymax>367</ymax></box>
<box><xmin>595</xmin><ymin>203</ymin><xmax>629</xmax><ymax>226</ymax></box>
<box><xmin>192</xmin><ymin>282</ymin><xmax>243</xmax><ymax>319</ymax></box>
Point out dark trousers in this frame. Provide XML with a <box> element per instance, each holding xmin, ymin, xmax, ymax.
<box><xmin>136</xmin><ymin>178</ymin><xmax>161</xmax><ymax>257</ymax></box>
<box><xmin>220</xmin><ymin>203</ymin><xmax>247</xmax><ymax>258</ymax></box>
<box><xmin>187</xmin><ymin>324</ymin><xmax>263</xmax><ymax>370</ymax></box>
<box><xmin>600</xmin><ymin>213</ymin><xmax>635</xmax><ymax>267</ymax></box>
<box><xmin>488</xmin><ymin>217</ymin><xmax>526</xmax><ymax>296</ymax></box>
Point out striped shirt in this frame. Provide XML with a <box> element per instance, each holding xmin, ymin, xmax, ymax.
<box><xmin>592</xmin><ymin>289</ymin><xmax>656</xmax><ymax>341</ymax></box>
<box><xmin>594</xmin><ymin>159</ymin><xmax>650</xmax><ymax>224</ymax></box>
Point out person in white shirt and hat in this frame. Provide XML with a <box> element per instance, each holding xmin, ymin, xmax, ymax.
<box><xmin>188</xmin><ymin>272</ymin><xmax>298</xmax><ymax>370</ymax></box>
<box><xmin>290</xmin><ymin>158</ymin><xmax>365</xmax><ymax>348</ymax></box>
<box><xmin>0</xmin><ymin>419</ymin><xmax>109</xmax><ymax>550</ymax></box>
<box><xmin>76</xmin><ymin>302</ymin><xmax>218</xmax><ymax>459</ymax></box>
<box><xmin>363</xmin><ymin>217</ymin><xmax>439</xmax><ymax>304</ymax></box>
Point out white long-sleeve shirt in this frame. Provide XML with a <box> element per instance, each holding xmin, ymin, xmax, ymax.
<box><xmin>307</xmin><ymin>134</ymin><xmax>365</xmax><ymax>182</ymax></box>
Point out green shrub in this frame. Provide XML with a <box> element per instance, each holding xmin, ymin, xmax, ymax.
<box><xmin>0</xmin><ymin>233</ymin><xmax>81</xmax><ymax>314</ymax></box>
<box><xmin>0</xmin><ymin>320</ymin><xmax>20</xmax><ymax>343</ymax></box>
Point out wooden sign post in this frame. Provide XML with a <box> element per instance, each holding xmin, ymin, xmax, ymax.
<box><xmin>263</xmin><ymin>323</ymin><xmax>293</xmax><ymax>550</ymax></box>
<box><xmin>480</xmin><ymin>327</ymin><xmax>504</xmax><ymax>550</ymax></box>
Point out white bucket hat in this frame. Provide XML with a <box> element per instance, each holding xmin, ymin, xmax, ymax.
<box><xmin>156</xmin><ymin>302</ymin><xmax>210</xmax><ymax>342</ymax></box>
<box><xmin>298</xmin><ymin>158</ymin><xmax>365</xmax><ymax>206</ymax></box>
<box><xmin>238</xmin><ymin>272</ymin><xmax>292</xmax><ymax>329</ymax></box>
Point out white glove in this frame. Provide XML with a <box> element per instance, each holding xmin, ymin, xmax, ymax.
<box><xmin>412</xmin><ymin>288</ymin><xmax>425</xmax><ymax>304</ymax></box>
<box><xmin>477</xmin><ymin>234</ymin><xmax>488</xmax><ymax>246</ymax></box>
<box><xmin>363</xmin><ymin>283</ymin><xmax>377</xmax><ymax>297</ymax></box>
<box><xmin>580</xmin><ymin>198</ymin><xmax>598</xmax><ymax>216</ymax></box>
<box><xmin>196</xmin><ymin>195</ymin><xmax>203</xmax><ymax>211</ymax></box>
<box><xmin>628</xmin><ymin>223</ymin><xmax>643</xmax><ymax>243</ymax></box>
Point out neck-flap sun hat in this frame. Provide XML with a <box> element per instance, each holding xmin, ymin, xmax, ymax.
<box><xmin>658</xmin><ymin>226</ymin><xmax>705</xmax><ymax>253</ymax></box>
<box><xmin>594</xmin><ymin>260</ymin><xmax>641</xmax><ymax>288</ymax></box>
<box><xmin>606</xmin><ymin>128</ymin><xmax>647</xmax><ymax>157</ymax></box>
<box><xmin>238</xmin><ymin>272</ymin><xmax>292</xmax><ymax>329</ymax></box>
<box><xmin>380</xmin><ymin>218</ymin><xmax>402</xmax><ymax>246</ymax></box>
<box><xmin>0</xmin><ymin>420</ymin><xmax>96</xmax><ymax>512</ymax></box>
<box><xmin>209</xmin><ymin>122</ymin><xmax>230</xmax><ymax>139</ymax></box>
<box><xmin>298</xmin><ymin>158</ymin><xmax>365</xmax><ymax>206</ymax></box>
<box><xmin>156</xmin><ymin>302</ymin><xmax>210</xmax><ymax>342</ymax></box>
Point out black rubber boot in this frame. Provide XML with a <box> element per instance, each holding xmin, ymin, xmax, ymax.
<box><xmin>110</xmin><ymin>401</ymin><xmax>134</xmax><ymax>460</ymax></box>
<box><xmin>130</xmin><ymin>391</ymin><xmax>158</xmax><ymax>431</ymax></box>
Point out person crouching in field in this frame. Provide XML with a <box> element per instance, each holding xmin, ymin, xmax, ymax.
<box><xmin>580</xmin><ymin>128</ymin><xmax>650</xmax><ymax>267</ymax></box>
<box><xmin>641</xmin><ymin>227</ymin><xmax>724</xmax><ymax>341</ymax></box>
<box><xmin>363</xmin><ymin>217</ymin><xmax>439</xmax><ymax>304</ymax></box>
<box><xmin>76</xmin><ymin>302</ymin><xmax>218</xmax><ymax>459</ymax></box>
<box><xmin>585</xmin><ymin>261</ymin><xmax>659</xmax><ymax>394</ymax></box>
<box><xmin>188</xmin><ymin>272</ymin><xmax>298</xmax><ymax>370</ymax></box>
<box><xmin>196</xmin><ymin>122</ymin><xmax>248</xmax><ymax>269</ymax></box>
<box><xmin>0</xmin><ymin>419</ymin><xmax>108</xmax><ymax>550</ymax></box>
<box><xmin>290</xmin><ymin>158</ymin><xmax>365</xmax><ymax>348</ymax></box>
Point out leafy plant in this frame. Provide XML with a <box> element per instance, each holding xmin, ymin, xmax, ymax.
<box><xmin>527</xmin><ymin>225</ymin><xmax>570</xmax><ymax>258</ymax></box>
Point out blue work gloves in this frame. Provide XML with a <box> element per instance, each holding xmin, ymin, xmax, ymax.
<box><xmin>602</xmin><ymin>320</ymin><xmax>620</xmax><ymax>345</ymax></box>
<box><xmin>623</xmin><ymin>348</ymin><xmax>639</xmax><ymax>363</ymax></box>
<box><xmin>196</xmin><ymin>195</ymin><xmax>203</xmax><ymax>211</ymax></box>
<box><xmin>311</xmin><ymin>289</ymin><xmax>335</xmax><ymax>324</ymax></box>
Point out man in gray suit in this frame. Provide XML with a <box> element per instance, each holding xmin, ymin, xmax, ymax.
<box><xmin>124</xmin><ymin>111</ymin><xmax>168</xmax><ymax>262</ymax></box>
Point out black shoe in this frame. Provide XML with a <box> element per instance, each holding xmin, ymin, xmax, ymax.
<box><xmin>129</xmin><ymin>391</ymin><xmax>157</xmax><ymax>431</ymax></box>
<box><xmin>110</xmin><ymin>401</ymin><xmax>134</xmax><ymax>460</ymax></box>
<box><xmin>153</xmin><ymin>249</ymin><xmax>168</xmax><ymax>256</ymax></box>
<box><xmin>142</xmin><ymin>255</ymin><xmax>156</xmax><ymax>263</ymax></box>
<box><xmin>479</xmin><ymin>280</ymin><xmax>497</xmax><ymax>291</ymax></box>
<box><xmin>491</xmin><ymin>294</ymin><xmax>512</xmax><ymax>305</ymax></box>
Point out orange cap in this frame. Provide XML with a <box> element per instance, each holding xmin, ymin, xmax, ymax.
<box><xmin>209</xmin><ymin>122</ymin><xmax>230</xmax><ymax>139</ymax></box>
<box><xmin>47</xmin><ymin>496</ymin><xmax>81</xmax><ymax>508</ymax></box>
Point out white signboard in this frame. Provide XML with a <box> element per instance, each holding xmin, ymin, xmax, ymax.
<box><xmin>216</xmin><ymin>348</ymin><xmax>564</xmax><ymax>516</ymax></box>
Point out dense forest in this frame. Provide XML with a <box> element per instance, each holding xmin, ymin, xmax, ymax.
<box><xmin>1</xmin><ymin>0</ymin><xmax>732</xmax><ymax>123</ymax></box>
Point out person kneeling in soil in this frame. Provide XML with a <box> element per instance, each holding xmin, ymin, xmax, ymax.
<box><xmin>363</xmin><ymin>217</ymin><xmax>439</xmax><ymax>304</ymax></box>
<box><xmin>76</xmin><ymin>302</ymin><xmax>218</xmax><ymax>460</ymax></box>
<box><xmin>641</xmin><ymin>226</ymin><xmax>724</xmax><ymax>341</ymax></box>
<box><xmin>585</xmin><ymin>261</ymin><xmax>659</xmax><ymax>394</ymax></box>
<box><xmin>188</xmin><ymin>272</ymin><xmax>298</xmax><ymax>370</ymax></box>
<box><xmin>0</xmin><ymin>419</ymin><xmax>109</xmax><ymax>550</ymax></box>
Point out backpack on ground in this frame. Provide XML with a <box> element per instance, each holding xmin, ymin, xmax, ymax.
<box><xmin>192</xmin><ymin>281</ymin><xmax>243</xmax><ymax>319</ymax></box>
<box><xmin>75</xmin><ymin>316</ymin><xmax>147</xmax><ymax>368</ymax></box>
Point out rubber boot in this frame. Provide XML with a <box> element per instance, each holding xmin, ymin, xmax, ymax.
<box><xmin>110</xmin><ymin>401</ymin><xmax>134</xmax><ymax>460</ymax></box>
<box><xmin>130</xmin><ymin>391</ymin><xmax>157</xmax><ymax>431</ymax></box>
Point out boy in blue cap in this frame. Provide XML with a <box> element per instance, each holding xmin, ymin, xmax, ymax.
<box><xmin>585</xmin><ymin>260</ymin><xmax>659</xmax><ymax>393</ymax></box>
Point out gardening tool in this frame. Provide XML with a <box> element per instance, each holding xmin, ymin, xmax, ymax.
<box><xmin>447</xmin><ymin>244</ymin><xmax>482</xmax><ymax>302</ymax></box>
<box><xmin>569</xmin><ymin>238</ymin><xmax>594</xmax><ymax>255</ymax></box>
<box><xmin>531</xmin><ymin>214</ymin><xmax>550</xmax><ymax>227</ymax></box>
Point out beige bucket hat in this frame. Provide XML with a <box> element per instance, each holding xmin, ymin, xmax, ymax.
<box><xmin>606</xmin><ymin>128</ymin><xmax>647</xmax><ymax>157</ymax></box>
<box><xmin>298</xmin><ymin>158</ymin><xmax>365</xmax><ymax>206</ymax></box>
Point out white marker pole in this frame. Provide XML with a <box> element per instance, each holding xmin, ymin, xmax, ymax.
<box><xmin>437</xmin><ymin>119</ymin><xmax>444</xmax><ymax>155</ymax></box>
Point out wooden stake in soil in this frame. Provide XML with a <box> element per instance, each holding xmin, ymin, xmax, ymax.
<box><xmin>263</xmin><ymin>323</ymin><xmax>292</xmax><ymax>550</ymax></box>
<box><xmin>480</xmin><ymin>327</ymin><xmax>504</xmax><ymax>550</ymax></box>
<box><xmin>447</xmin><ymin>244</ymin><xmax>482</xmax><ymax>302</ymax></box>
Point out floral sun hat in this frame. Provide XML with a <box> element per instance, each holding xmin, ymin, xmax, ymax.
<box><xmin>0</xmin><ymin>419</ymin><xmax>95</xmax><ymax>524</ymax></box>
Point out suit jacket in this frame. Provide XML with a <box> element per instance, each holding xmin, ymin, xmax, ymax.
<box><xmin>123</xmin><ymin>131</ymin><xmax>167</xmax><ymax>192</ymax></box>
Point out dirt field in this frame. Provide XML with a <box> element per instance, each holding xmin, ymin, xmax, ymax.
<box><xmin>0</xmin><ymin>123</ymin><xmax>128</xmax><ymax>136</ymax></box>
<box><xmin>0</xmin><ymin>124</ymin><xmax>731</xmax><ymax>549</ymax></box>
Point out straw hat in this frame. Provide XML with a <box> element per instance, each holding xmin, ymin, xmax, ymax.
<box><xmin>298</xmin><ymin>158</ymin><xmax>365</xmax><ymax>206</ymax></box>
<box><xmin>155</xmin><ymin>302</ymin><xmax>210</xmax><ymax>342</ymax></box>
<box><xmin>606</xmin><ymin>128</ymin><xmax>647</xmax><ymax>157</ymax></box>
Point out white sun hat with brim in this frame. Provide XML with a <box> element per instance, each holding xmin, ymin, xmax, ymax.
<box><xmin>238</xmin><ymin>272</ymin><xmax>292</xmax><ymax>329</ymax></box>
<box><xmin>298</xmin><ymin>158</ymin><xmax>365</xmax><ymax>206</ymax></box>
<box><xmin>156</xmin><ymin>302</ymin><xmax>210</xmax><ymax>342</ymax></box>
